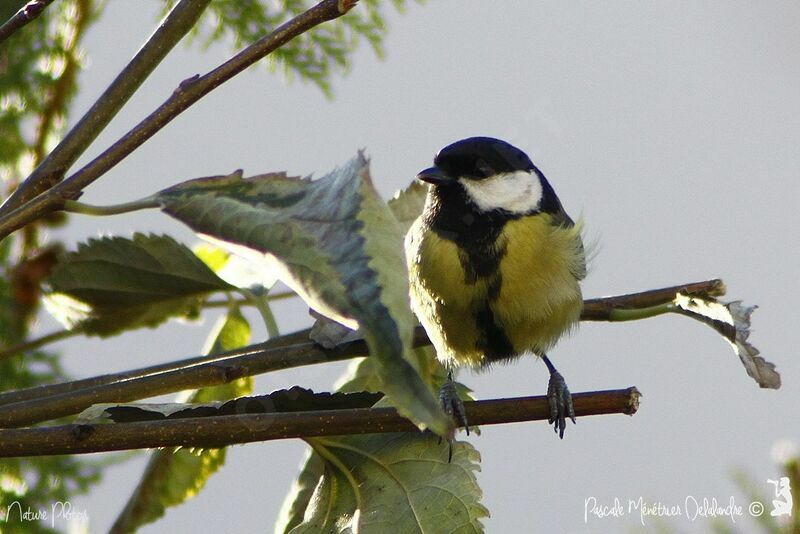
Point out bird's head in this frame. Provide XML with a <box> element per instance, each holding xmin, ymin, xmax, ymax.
<box><xmin>417</xmin><ymin>137</ymin><xmax>556</xmax><ymax>215</ymax></box>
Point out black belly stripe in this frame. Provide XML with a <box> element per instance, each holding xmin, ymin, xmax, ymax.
<box><xmin>474</xmin><ymin>303</ymin><xmax>515</xmax><ymax>362</ymax></box>
<box><xmin>425</xmin><ymin>184</ymin><xmax>523</xmax><ymax>362</ymax></box>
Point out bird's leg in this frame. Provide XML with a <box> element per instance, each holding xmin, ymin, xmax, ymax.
<box><xmin>438</xmin><ymin>369</ymin><xmax>469</xmax><ymax>461</ymax></box>
<box><xmin>542</xmin><ymin>354</ymin><xmax>575</xmax><ymax>439</ymax></box>
<box><xmin>439</xmin><ymin>369</ymin><xmax>469</xmax><ymax>434</ymax></box>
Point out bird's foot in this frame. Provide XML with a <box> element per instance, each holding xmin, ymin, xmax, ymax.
<box><xmin>438</xmin><ymin>371</ymin><xmax>469</xmax><ymax>462</ymax></box>
<box><xmin>543</xmin><ymin>354</ymin><xmax>575</xmax><ymax>439</ymax></box>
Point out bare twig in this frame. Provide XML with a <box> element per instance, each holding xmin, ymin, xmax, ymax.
<box><xmin>0</xmin><ymin>280</ymin><xmax>717</xmax><ymax>429</ymax></box>
<box><xmin>0</xmin><ymin>0</ymin><xmax>359</xmax><ymax>240</ymax></box>
<box><xmin>0</xmin><ymin>387</ymin><xmax>641</xmax><ymax>457</ymax></box>
<box><xmin>0</xmin><ymin>328</ymin><xmax>80</xmax><ymax>362</ymax></box>
<box><xmin>581</xmin><ymin>279</ymin><xmax>726</xmax><ymax>320</ymax></box>
<box><xmin>0</xmin><ymin>0</ymin><xmax>55</xmax><ymax>46</ymax></box>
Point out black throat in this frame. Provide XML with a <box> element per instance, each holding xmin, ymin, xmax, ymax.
<box><xmin>423</xmin><ymin>184</ymin><xmax>519</xmax><ymax>282</ymax></box>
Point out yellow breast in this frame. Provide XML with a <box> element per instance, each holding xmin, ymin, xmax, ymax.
<box><xmin>406</xmin><ymin>214</ymin><xmax>585</xmax><ymax>368</ymax></box>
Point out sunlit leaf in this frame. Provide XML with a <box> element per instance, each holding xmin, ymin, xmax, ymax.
<box><xmin>156</xmin><ymin>155</ymin><xmax>451</xmax><ymax>435</ymax></box>
<box><xmin>194</xmin><ymin>242</ymin><xmax>279</xmax><ymax>292</ymax></box>
<box><xmin>44</xmin><ymin>234</ymin><xmax>233</xmax><ymax>337</ymax></box>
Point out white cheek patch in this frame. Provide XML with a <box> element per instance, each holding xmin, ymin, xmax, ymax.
<box><xmin>460</xmin><ymin>170</ymin><xmax>543</xmax><ymax>214</ymax></box>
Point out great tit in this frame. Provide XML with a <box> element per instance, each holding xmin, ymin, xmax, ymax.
<box><xmin>405</xmin><ymin>136</ymin><xmax>586</xmax><ymax>438</ymax></box>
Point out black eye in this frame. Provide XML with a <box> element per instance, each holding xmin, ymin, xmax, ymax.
<box><xmin>474</xmin><ymin>160</ymin><xmax>494</xmax><ymax>178</ymax></box>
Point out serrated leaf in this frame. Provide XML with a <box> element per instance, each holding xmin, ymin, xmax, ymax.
<box><xmin>155</xmin><ymin>155</ymin><xmax>450</xmax><ymax>435</ymax></box>
<box><xmin>44</xmin><ymin>234</ymin><xmax>233</xmax><ymax>337</ymax></box>
<box><xmin>110</xmin><ymin>309</ymin><xmax>252</xmax><ymax>533</ymax></box>
<box><xmin>673</xmin><ymin>294</ymin><xmax>781</xmax><ymax>389</ymax></box>
<box><xmin>289</xmin><ymin>433</ymin><xmax>486</xmax><ymax>533</ymax></box>
<box><xmin>278</xmin><ymin>348</ymin><xmax>478</xmax><ymax>533</ymax></box>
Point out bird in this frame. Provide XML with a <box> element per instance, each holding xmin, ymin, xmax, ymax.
<box><xmin>405</xmin><ymin>136</ymin><xmax>587</xmax><ymax>439</ymax></box>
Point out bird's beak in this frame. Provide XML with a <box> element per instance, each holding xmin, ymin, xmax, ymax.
<box><xmin>416</xmin><ymin>166</ymin><xmax>451</xmax><ymax>185</ymax></box>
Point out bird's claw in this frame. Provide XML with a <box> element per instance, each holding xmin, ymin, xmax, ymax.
<box><xmin>547</xmin><ymin>368</ymin><xmax>576</xmax><ymax>439</ymax></box>
<box><xmin>438</xmin><ymin>373</ymin><xmax>469</xmax><ymax>462</ymax></box>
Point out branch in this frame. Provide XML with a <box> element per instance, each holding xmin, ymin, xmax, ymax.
<box><xmin>0</xmin><ymin>0</ymin><xmax>359</xmax><ymax>240</ymax></box>
<box><xmin>0</xmin><ymin>0</ymin><xmax>211</xmax><ymax>221</ymax></box>
<box><xmin>0</xmin><ymin>328</ymin><xmax>79</xmax><ymax>362</ymax></box>
<box><xmin>0</xmin><ymin>279</ymin><xmax>718</xmax><ymax>428</ymax></box>
<box><xmin>0</xmin><ymin>0</ymin><xmax>54</xmax><ymax>46</ymax></box>
<box><xmin>0</xmin><ymin>327</ymin><xmax>334</xmax><ymax>425</ymax></box>
<box><xmin>0</xmin><ymin>387</ymin><xmax>641</xmax><ymax>457</ymax></box>
<box><xmin>581</xmin><ymin>279</ymin><xmax>726</xmax><ymax>320</ymax></box>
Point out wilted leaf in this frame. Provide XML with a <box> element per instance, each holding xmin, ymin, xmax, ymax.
<box><xmin>110</xmin><ymin>309</ymin><xmax>251</xmax><ymax>533</ymax></box>
<box><xmin>308</xmin><ymin>308</ymin><xmax>362</xmax><ymax>349</ymax></box>
<box><xmin>287</xmin><ymin>433</ymin><xmax>487</xmax><ymax>533</ymax></box>
<box><xmin>81</xmin><ymin>387</ymin><xmax>383</xmax><ymax>424</ymax></box>
<box><xmin>673</xmin><ymin>293</ymin><xmax>780</xmax><ymax>389</ymax></box>
<box><xmin>155</xmin><ymin>155</ymin><xmax>450</xmax><ymax>435</ymax></box>
<box><xmin>44</xmin><ymin>234</ymin><xmax>233</xmax><ymax>336</ymax></box>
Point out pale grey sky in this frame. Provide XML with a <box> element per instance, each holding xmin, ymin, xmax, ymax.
<box><xmin>36</xmin><ymin>1</ymin><xmax>800</xmax><ymax>532</ymax></box>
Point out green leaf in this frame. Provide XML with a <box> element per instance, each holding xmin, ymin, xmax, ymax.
<box><xmin>388</xmin><ymin>180</ymin><xmax>427</xmax><ymax>235</ymax></box>
<box><xmin>185</xmin><ymin>0</ymin><xmax>414</xmax><ymax>96</ymax></box>
<box><xmin>289</xmin><ymin>433</ymin><xmax>487</xmax><ymax>533</ymax></box>
<box><xmin>275</xmin><ymin>450</ymin><xmax>328</xmax><ymax>534</ymax></box>
<box><xmin>110</xmin><ymin>309</ymin><xmax>252</xmax><ymax>533</ymax></box>
<box><xmin>44</xmin><ymin>233</ymin><xmax>233</xmax><ymax>336</ymax></box>
<box><xmin>156</xmin><ymin>155</ymin><xmax>451</xmax><ymax>435</ymax></box>
<box><xmin>278</xmin><ymin>348</ymin><xmax>478</xmax><ymax>533</ymax></box>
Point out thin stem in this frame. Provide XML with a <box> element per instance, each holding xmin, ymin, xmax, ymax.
<box><xmin>0</xmin><ymin>328</ymin><xmax>80</xmax><ymax>361</ymax></box>
<box><xmin>603</xmin><ymin>302</ymin><xmax>676</xmax><ymax>322</ymax></box>
<box><xmin>0</xmin><ymin>0</ymin><xmax>359</xmax><ymax>240</ymax></box>
<box><xmin>62</xmin><ymin>197</ymin><xmax>160</xmax><ymax>216</ymax></box>
<box><xmin>0</xmin><ymin>387</ymin><xmax>641</xmax><ymax>457</ymax></box>
<box><xmin>0</xmin><ymin>0</ymin><xmax>55</xmax><ymax>46</ymax></box>
<box><xmin>307</xmin><ymin>437</ymin><xmax>364</xmax><ymax>509</ymax></box>
<box><xmin>240</xmin><ymin>288</ymin><xmax>281</xmax><ymax>338</ymax></box>
<box><xmin>0</xmin><ymin>279</ymin><xmax>721</xmax><ymax>429</ymax></box>
<box><xmin>580</xmin><ymin>279</ymin><xmax>724</xmax><ymax>321</ymax></box>
<box><xmin>202</xmin><ymin>291</ymin><xmax>297</xmax><ymax>308</ymax></box>
<box><xmin>0</xmin><ymin>0</ymin><xmax>212</xmax><ymax>219</ymax></box>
